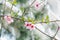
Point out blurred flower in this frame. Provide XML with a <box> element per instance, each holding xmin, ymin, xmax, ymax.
<box><xmin>24</xmin><ymin>22</ymin><xmax>35</xmax><ymax>30</ymax></box>
<box><xmin>35</xmin><ymin>2</ymin><xmax>40</xmax><ymax>9</ymax></box>
<box><xmin>4</xmin><ymin>16</ymin><xmax>14</xmax><ymax>24</ymax></box>
<box><xmin>33</xmin><ymin>0</ymin><xmax>41</xmax><ymax>10</ymax></box>
<box><xmin>33</xmin><ymin>0</ymin><xmax>44</xmax><ymax>10</ymax></box>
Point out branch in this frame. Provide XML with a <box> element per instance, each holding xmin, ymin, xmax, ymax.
<box><xmin>2</xmin><ymin>0</ymin><xmax>6</xmax><ymax>15</ymax></box>
<box><xmin>0</xmin><ymin>15</ymin><xmax>22</xmax><ymax>21</ymax></box>
<box><xmin>29</xmin><ymin>0</ymin><xmax>36</xmax><ymax>7</ymax></box>
<box><xmin>35</xmin><ymin>27</ymin><xmax>52</xmax><ymax>38</ymax></box>
<box><xmin>10</xmin><ymin>4</ymin><xmax>13</xmax><ymax>14</ymax></box>
<box><xmin>22</xmin><ymin>0</ymin><xmax>36</xmax><ymax>16</ymax></box>
<box><xmin>0</xmin><ymin>15</ymin><xmax>60</xmax><ymax>23</ymax></box>
<box><xmin>0</xmin><ymin>1</ymin><xmax>22</xmax><ymax>16</ymax></box>
<box><xmin>53</xmin><ymin>26</ymin><xmax>59</xmax><ymax>37</ymax></box>
<box><xmin>51</xmin><ymin>23</ymin><xmax>59</xmax><ymax>40</ymax></box>
<box><xmin>38</xmin><ymin>20</ymin><xmax>60</xmax><ymax>23</ymax></box>
<box><xmin>35</xmin><ymin>27</ymin><xmax>57</xmax><ymax>40</ymax></box>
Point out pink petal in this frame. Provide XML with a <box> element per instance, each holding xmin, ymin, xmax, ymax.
<box><xmin>4</xmin><ymin>16</ymin><xmax>14</xmax><ymax>24</ymax></box>
<box><xmin>24</xmin><ymin>22</ymin><xmax>35</xmax><ymax>30</ymax></box>
<box><xmin>33</xmin><ymin>0</ymin><xmax>40</xmax><ymax>9</ymax></box>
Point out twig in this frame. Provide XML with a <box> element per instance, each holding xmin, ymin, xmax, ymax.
<box><xmin>53</xmin><ymin>26</ymin><xmax>59</xmax><ymax>38</ymax></box>
<box><xmin>35</xmin><ymin>27</ymin><xmax>52</xmax><ymax>38</ymax></box>
<box><xmin>10</xmin><ymin>3</ymin><xmax>13</xmax><ymax>14</ymax></box>
<box><xmin>38</xmin><ymin>20</ymin><xmax>60</xmax><ymax>23</ymax></box>
<box><xmin>51</xmin><ymin>23</ymin><xmax>59</xmax><ymax>40</ymax></box>
<box><xmin>2</xmin><ymin>0</ymin><xmax>6</xmax><ymax>15</ymax></box>
<box><xmin>1</xmin><ymin>15</ymin><xmax>60</xmax><ymax>23</ymax></box>
<box><xmin>49</xmin><ymin>11</ymin><xmax>60</xmax><ymax>40</ymax></box>
<box><xmin>35</xmin><ymin>27</ymin><xmax>58</xmax><ymax>40</ymax></box>
<box><xmin>29</xmin><ymin>0</ymin><xmax>36</xmax><ymax>7</ymax></box>
<box><xmin>0</xmin><ymin>15</ymin><xmax>22</xmax><ymax>21</ymax></box>
<box><xmin>0</xmin><ymin>0</ymin><xmax>6</xmax><ymax>37</ymax></box>
<box><xmin>22</xmin><ymin>0</ymin><xmax>36</xmax><ymax>16</ymax></box>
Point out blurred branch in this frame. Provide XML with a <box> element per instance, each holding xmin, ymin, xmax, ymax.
<box><xmin>53</xmin><ymin>26</ymin><xmax>59</xmax><ymax>37</ymax></box>
<box><xmin>35</xmin><ymin>27</ymin><xmax>58</xmax><ymax>40</ymax></box>
<box><xmin>0</xmin><ymin>15</ymin><xmax>22</xmax><ymax>21</ymax></box>
<box><xmin>1</xmin><ymin>15</ymin><xmax>60</xmax><ymax>23</ymax></box>
<box><xmin>0</xmin><ymin>1</ymin><xmax>22</xmax><ymax>15</ymax></box>
<box><xmin>38</xmin><ymin>20</ymin><xmax>60</xmax><ymax>23</ymax></box>
<box><xmin>22</xmin><ymin>0</ymin><xmax>36</xmax><ymax>16</ymax></box>
<box><xmin>49</xmin><ymin>11</ymin><xmax>60</xmax><ymax>40</ymax></box>
<box><xmin>10</xmin><ymin>4</ymin><xmax>13</xmax><ymax>14</ymax></box>
<box><xmin>29</xmin><ymin>0</ymin><xmax>36</xmax><ymax>7</ymax></box>
<box><xmin>35</xmin><ymin>27</ymin><xmax>52</xmax><ymax>38</ymax></box>
<box><xmin>1</xmin><ymin>0</ymin><xmax>6</xmax><ymax>28</ymax></box>
<box><xmin>2</xmin><ymin>0</ymin><xmax>6</xmax><ymax>15</ymax></box>
<box><xmin>51</xmin><ymin>23</ymin><xmax>59</xmax><ymax>40</ymax></box>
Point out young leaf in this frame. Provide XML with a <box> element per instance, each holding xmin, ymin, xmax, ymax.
<box><xmin>21</xmin><ymin>16</ymin><xmax>25</xmax><ymax>21</ymax></box>
<box><xmin>45</xmin><ymin>15</ymin><xmax>49</xmax><ymax>24</ymax></box>
<box><xmin>20</xmin><ymin>7</ymin><xmax>24</xmax><ymax>12</ymax></box>
<box><xmin>41</xmin><ymin>17</ymin><xmax>45</xmax><ymax>22</ymax></box>
<box><xmin>12</xmin><ymin>0</ymin><xmax>17</xmax><ymax>5</ymax></box>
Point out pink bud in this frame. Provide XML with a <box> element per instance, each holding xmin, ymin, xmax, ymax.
<box><xmin>4</xmin><ymin>16</ymin><xmax>14</xmax><ymax>24</ymax></box>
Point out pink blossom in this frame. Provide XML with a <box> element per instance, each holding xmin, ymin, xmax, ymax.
<box><xmin>4</xmin><ymin>16</ymin><xmax>14</xmax><ymax>24</ymax></box>
<box><xmin>24</xmin><ymin>22</ymin><xmax>35</xmax><ymax>30</ymax></box>
<box><xmin>33</xmin><ymin>0</ymin><xmax>41</xmax><ymax>10</ymax></box>
<box><xmin>35</xmin><ymin>3</ymin><xmax>40</xmax><ymax>9</ymax></box>
<box><xmin>33</xmin><ymin>0</ymin><xmax>44</xmax><ymax>10</ymax></box>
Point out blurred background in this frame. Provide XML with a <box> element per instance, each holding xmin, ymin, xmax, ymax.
<box><xmin>0</xmin><ymin>0</ymin><xmax>60</xmax><ymax>40</ymax></box>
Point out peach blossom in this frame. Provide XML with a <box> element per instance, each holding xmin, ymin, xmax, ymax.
<box><xmin>4</xmin><ymin>16</ymin><xmax>14</xmax><ymax>24</ymax></box>
<box><xmin>24</xmin><ymin>22</ymin><xmax>35</xmax><ymax>30</ymax></box>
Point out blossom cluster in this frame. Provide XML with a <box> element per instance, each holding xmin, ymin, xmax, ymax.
<box><xmin>24</xmin><ymin>22</ymin><xmax>35</xmax><ymax>30</ymax></box>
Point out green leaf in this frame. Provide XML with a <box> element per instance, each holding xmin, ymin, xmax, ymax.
<box><xmin>41</xmin><ymin>17</ymin><xmax>45</xmax><ymax>22</ymax></box>
<box><xmin>12</xmin><ymin>0</ymin><xmax>17</xmax><ymax>5</ymax></box>
<box><xmin>11</xmin><ymin>12</ymin><xmax>18</xmax><ymax>17</ymax></box>
<box><xmin>28</xmin><ymin>17</ymin><xmax>32</xmax><ymax>22</ymax></box>
<box><xmin>21</xmin><ymin>16</ymin><xmax>25</xmax><ymax>21</ymax></box>
<box><xmin>45</xmin><ymin>15</ymin><xmax>49</xmax><ymax>24</ymax></box>
<box><xmin>20</xmin><ymin>7</ymin><xmax>24</xmax><ymax>12</ymax></box>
